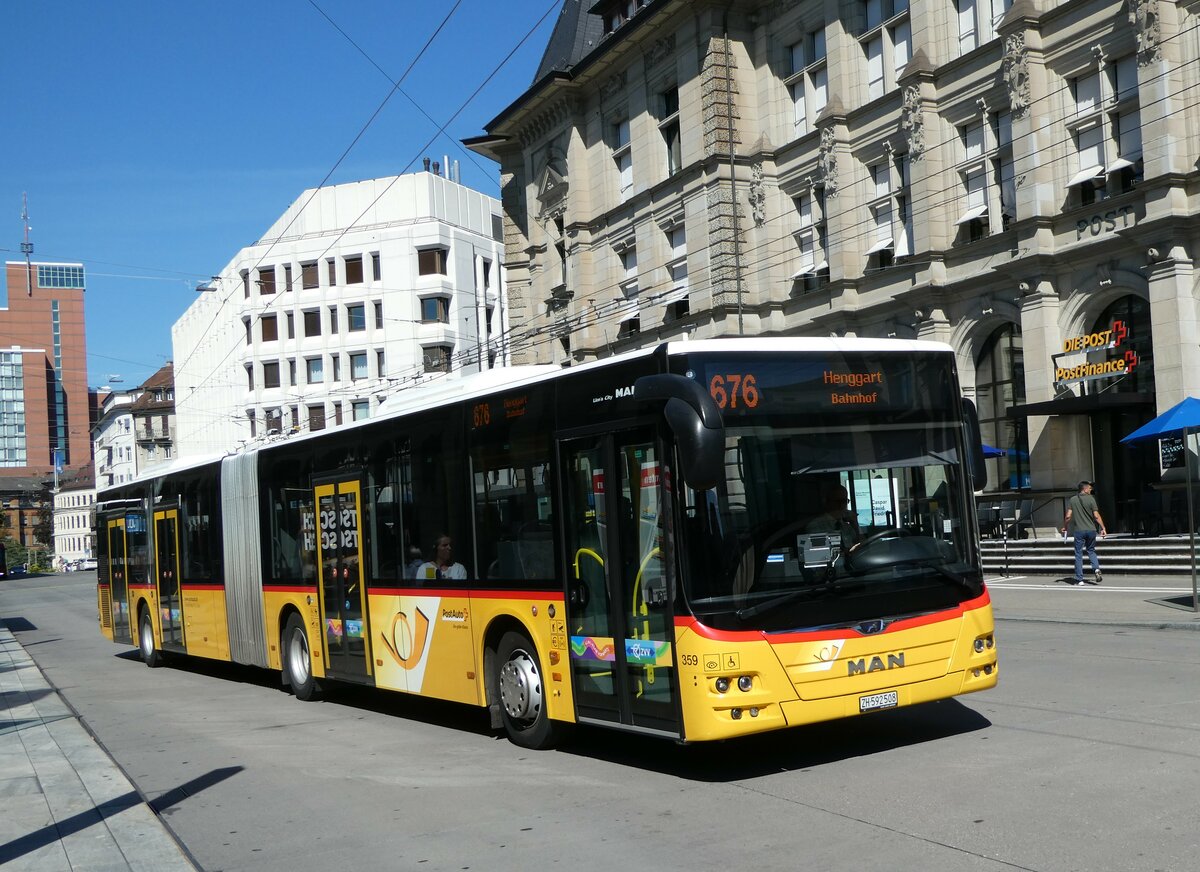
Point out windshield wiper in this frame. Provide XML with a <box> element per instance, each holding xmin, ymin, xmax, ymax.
<box><xmin>736</xmin><ymin>578</ymin><xmax>862</xmax><ymax>621</ymax></box>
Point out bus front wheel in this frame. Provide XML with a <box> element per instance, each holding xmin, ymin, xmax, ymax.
<box><xmin>494</xmin><ymin>630</ymin><xmax>561</xmax><ymax>749</ymax></box>
<box><xmin>283</xmin><ymin>613</ymin><xmax>320</xmax><ymax>701</ymax></box>
<box><xmin>139</xmin><ymin>609</ymin><xmax>162</xmax><ymax>668</ymax></box>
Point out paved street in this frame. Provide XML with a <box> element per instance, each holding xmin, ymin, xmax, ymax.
<box><xmin>4</xmin><ymin>571</ymin><xmax>1200</xmax><ymax>871</ymax></box>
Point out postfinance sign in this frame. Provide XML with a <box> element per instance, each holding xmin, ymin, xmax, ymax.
<box><xmin>1054</xmin><ymin>319</ymin><xmax>1138</xmax><ymax>386</ymax></box>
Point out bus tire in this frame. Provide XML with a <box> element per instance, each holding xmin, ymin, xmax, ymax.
<box><xmin>283</xmin><ymin>613</ymin><xmax>320</xmax><ymax>701</ymax></box>
<box><xmin>138</xmin><ymin>609</ymin><xmax>163</xmax><ymax>668</ymax></box>
<box><xmin>494</xmin><ymin>630</ymin><xmax>560</xmax><ymax>749</ymax></box>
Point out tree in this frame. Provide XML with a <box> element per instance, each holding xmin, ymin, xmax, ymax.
<box><xmin>32</xmin><ymin>489</ymin><xmax>54</xmax><ymax>564</ymax></box>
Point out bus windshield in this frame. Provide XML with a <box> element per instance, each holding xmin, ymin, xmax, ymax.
<box><xmin>679</xmin><ymin>351</ymin><xmax>983</xmax><ymax>632</ymax></box>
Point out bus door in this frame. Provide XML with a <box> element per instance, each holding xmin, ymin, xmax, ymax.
<box><xmin>560</xmin><ymin>428</ymin><xmax>679</xmax><ymax>736</ymax></box>
<box><xmin>105</xmin><ymin>516</ymin><xmax>132</xmax><ymax>643</ymax></box>
<box><xmin>153</xmin><ymin>507</ymin><xmax>185</xmax><ymax>652</ymax></box>
<box><xmin>314</xmin><ymin>477</ymin><xmax>373</xmax><ymax>683</ymax></box>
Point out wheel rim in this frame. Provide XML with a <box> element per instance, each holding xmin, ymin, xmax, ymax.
<box><xmin>499</xmin><ymin>647</ymin><xmax>543</xmax><ymax>725</ymax></box>
<box><xmin>288</xmin><ymin>628</ymin><xmax>310</xmax><ymax>685</ymax></box>
<box><xmin>140</xmin><ymin>617</ymin><xmax>153</xmax><ymax>659</ymax></box>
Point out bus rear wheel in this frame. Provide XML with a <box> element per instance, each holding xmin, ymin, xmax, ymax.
<box><xmin>283</xmin><ymin>613</ymin><xmax>320</xmax><ymax>701</ymax></box>
<box><xmin>139</xmin><ymin>609</ymin><xmax>162</xmax><ymax>668</ymax></box>
<box><xmin>495</xmin><ymin>630</ymin><xmax>561</xmax><ymax>749</ymax></box>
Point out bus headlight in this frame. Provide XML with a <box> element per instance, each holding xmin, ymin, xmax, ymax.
<box><xmin>737</xmin><ymin>675</ymin><xmax>753</xmax><ymax>692</ymax></box>
<box><xmin>715</xmin><ymin>677</ymin><xmax>731</xmax><ymax>694</ymax></box>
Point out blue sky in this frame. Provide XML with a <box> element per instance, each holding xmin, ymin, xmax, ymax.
<box><xmin>0</xmin><ymin>0</ymin><xmax>560</xmax><ymax>388</ymax></box>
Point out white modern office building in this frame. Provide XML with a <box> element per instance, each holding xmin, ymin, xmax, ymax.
<box><xmin>53</xmin><ymin>483</ymin><xmax>95</xmax><ymax>565</ymax></box>
<box><xmin>92</xmin><ymin>391</ymin><xmax>137</xmax><ymax>489</ymax></box>
<box><xmin>172</xmin><ymin>168</ymin><xmax>508</xmax><ymax>457</ymax></box>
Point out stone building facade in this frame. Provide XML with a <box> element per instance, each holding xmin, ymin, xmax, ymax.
<box><xmin>468</xmin><ymin>0</ymin><xmax>1200</xmax><ymax>533</ymax></box>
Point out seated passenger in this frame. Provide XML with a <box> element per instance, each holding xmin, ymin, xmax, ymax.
<box><xmin>415</xmin><ymin>534</ymin><xmax>467</xmax><ymax>581</ymax></box>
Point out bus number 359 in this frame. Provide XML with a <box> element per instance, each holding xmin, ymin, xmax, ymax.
<box><xmin>709</xmin><ymin>374</ymin><xmax>760</xmax><ymax>410</ymax></box>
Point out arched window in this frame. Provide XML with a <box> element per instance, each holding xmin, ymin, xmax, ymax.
<box><xmin>976</xmin><ymin>323</ymin><xmax>1029</xmax><ymax>491</ymax></box>
<box><xmin>1087</xmin><ymin>295</ymin><xmax>1153</xmax><ymax>396</ymax></box>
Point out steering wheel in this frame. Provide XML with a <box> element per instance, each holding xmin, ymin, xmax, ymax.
<box><xmin>843</xmin><ymin>527</ymin><xmax>918</xmax><ymax>571</ymax></box>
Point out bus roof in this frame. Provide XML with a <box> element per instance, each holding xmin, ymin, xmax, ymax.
<box><xmin>99</xmin><ymin>336</ymin><xmax>956</xmax><ymax>495</ymax></box>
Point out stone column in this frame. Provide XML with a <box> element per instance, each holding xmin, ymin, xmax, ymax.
<box><xmin>1146</xmin><ymin>243</ymin><xmax>1200</xmax><ymax>410</ymax></box>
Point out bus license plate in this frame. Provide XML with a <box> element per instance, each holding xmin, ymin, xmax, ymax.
<box><xmin>859</xmin><ymin>691</ymin><xmax>898</xmax><ymax>712</ymax></box>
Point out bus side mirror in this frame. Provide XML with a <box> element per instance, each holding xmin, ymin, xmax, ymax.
<box><xmin>961</xmin><ymin>398</ymin><xmax>988</xmax><ymax>491</ymax></box>
<box><xmin>634</xmin><ymin>374</ymin><xmax>725</xmax><ymax>491</ymax></box>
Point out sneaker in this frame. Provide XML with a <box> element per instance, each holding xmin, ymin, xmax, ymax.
<box><xmin>1094</xmin><ymin>571</ymin><xmax>1102</xmax><ymax>585</ymax></box>
<box><xmin>1073</xmin><ymin>579</ymin><xmax>1086</xmax><ymax>586</ymax></box>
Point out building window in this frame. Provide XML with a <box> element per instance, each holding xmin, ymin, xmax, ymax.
<box><xmin>423</xmin><ymin>345</ymin><xmax>451</xmax><ymax>373</ymax></box>
<box><xmin>331</xmin><ymin>354</ymin><xmax>341</xmax><ymax>382</ymax></box>
<box><xmin>243</xmin><ymin>317</ymin><xmax>252</xmax><ymax>345</ymax></box>
<box><xmin>659</xmin><ymin>86</ymin><xmax>682</xmax><ymax>176</ymax></box>
<box><xmin>612</xmin><ymin>118</ymin><xmax>633</xmax><ymax>198</ymax></box>
<box><xmin>263</xmin><ymin>361</ymin><xmax>281</xmax><ymax>389</ymax></box>
<box><xmin>376</xmin><ymin>349</ymin><xmax>385</xmax><ymax>377</ymax></box>
<box><xmin>247</xmin><ymin>410</ymin><xmax>256</xmax><ymax>438</ymax></box>
<box><xmin>861</xmin><ymin>0</ymin><xmax>909</xmax><ymax>101</ymax></box>
<box><xmin>792</xmin><ymin>188</ymin><xmax>830</xmax><ymax>291</ymax></box>
<box><xmin>865</xmin><ymin>155</ymin><xmax>911</xmax><ymax>269</ymax></box>
<box><xmin>1064</xmin><ymin>60</ymin><xmax>1140</xmax><ymax>206</ymax></box>
<box><xmin>352</xmin><ymin>400</ymin><xmax>370</xmax><ymax>421</ymax></box>
<box><xmin>420</xmin><ymin>296</ymin><xmax>449</xmax><ymax>323</ymax></box>
<box><xmin>303</xmin><ymin>309</ymin><xmax>321</xmax><ymax>337</ymax></box>
<box><xmin>957</xmin><ymin>0</ymin><xmax>1011</xmax><ymax>55</ymax></box>
<box><xmin>785</xmin><ymin>28</ymin><xmax>828</xmax><ymax>138</ymax></box>
<box><xmin>245</xmin><ymin>364</ymin><xmax>254</xmax><ymax>390</ymax></box>
<box><xmin>350</xmin><ymin>351</ymin><xmax>368</xmax><ymax>381</ymax></box>
<box><xmin>301</xmin><ymin>261</ymin><xmax>318</xmax><ymax>289</ymax></box>
<box><xmin>371</xmin><ymin>252</ymin><xmax>381</xmax><ymax>281</ymax></box>
<box><xmin>241</xmin><ymin>270</ymin><xmax>250</xmax><ymax>298</ymax></box>
<box><xmin>308</xmin><ymin>405</ymin><xmax>326</xmax><ymax>432</ymax></box>
<box><xmin>36</xmin><ymin>265</ymin><xmax>85</xmax><ymax>289</ymax></box>
<box><xmin>957</xmin><ymin>120</ymin><xmax>990</xmax><ymax>242</ymax></box>
<box><xmin>266</xmin><ymin>407</ymin><xmax>282</xmax><ymax>434</ymax></box>
<box><xmin>975</xmin><ymin>323</ymin><xmax>1028</xmax><ymax>491</ymax></box>
<box><xmin>373</xmin><ymin>300</ymin><xmax>383</xmax><ymax>329</ymax></box>
<box><xmin>329</xmin><ymin>306</ymin><xmax>338</xmax><ymax>334</ymax></box>
<box><xmin>261</xmin><ymin>314</ymin><xmax>278</xmax><ymax>342</ymax></box>
<box><xmin>347</xmin><ymin>303</ymin><xmax>366</xmax><ymax>332</ymax></box>
<box><xmin>286</xmin><ymin>312</ymin><xmax>295</xmax><ymax>338</ymax></box>
<box><xmin>327</xmin><ymin>258</ymin><xmax>336</xmax><ymax>286</ymax></box>
<box><xmin>345</xmin><ymin>255</ymin><xmax>363</xmax><ymax>285</ymax></box>
<box><xmin>306</xmin><ymin>357</ymin><xmax>324</xmax><ymax>384</ymax></box>
<box><xmin>664</xmin><ymin>226</ymin><xmax>690</xmax><ymax>319</ymax></box>
<box><xmin>418</xmin><ymin>247</ymin><xmax>448</xmax><ymax>276</ymax></box>
<box><xmin>284</xmin><ymin>264</ymin><xmax>293</xmax><ymax>292</ymax></box>
<box><xmin>288</xmin><ymin>358</ymin><xmax>297</xmax><ymax>386</ymax></box>
<box><xmin>258</xmin><ymin>266</ymin><xmax>276</xmax><ymax>294</ymax></box>
<box><xmin>617</xmin><ymin>246</ymin><xmax>639</xmax><ymax>337</ymax></box>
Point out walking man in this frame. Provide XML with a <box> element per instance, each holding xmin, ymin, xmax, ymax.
<box><xmin>1062</xmin><ymin>480</ymin><xmax>1107</xmax><ymax>585</ymax></box>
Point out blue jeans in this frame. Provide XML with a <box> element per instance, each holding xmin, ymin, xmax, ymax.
<box><xmin>1073</xmin><ymin>531</ymin><xmax>1100</xmax><ymax>581</ymax></box>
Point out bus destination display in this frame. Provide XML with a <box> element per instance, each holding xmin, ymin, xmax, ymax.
<box><xmin>694</xmin><ymin>353</ymin><xmax>955</xmax><ymax>417</ymax></box>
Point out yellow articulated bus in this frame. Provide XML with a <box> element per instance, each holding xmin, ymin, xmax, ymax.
<box><xmin>97</xmin><ymin>338</ymin><xmax>997</xmax><ymax>748</ymax></box>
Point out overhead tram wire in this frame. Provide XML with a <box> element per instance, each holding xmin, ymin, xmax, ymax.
<box><xmin>182</xmin><ymin>0</ymin><xmax>562</xmax><ymax>402</ymax></box>
<box><xmin>170</xmin><ymin>0</ymin><xmax>466</xmax><ymax>381</ymax></box>
<box><xmin>186</xmin><ymin>13</ymin><xmax>1200</xmax><ymax>409</ymax></box>
<box><xmin>306</xmin><ymin>0</ymin><xmax>497</xmax><ymax>184</ymax></box>
<box><xmin>442</xmin><ymin>38</ymin><xmax>1200</xmax><ymax>368</ymax></box>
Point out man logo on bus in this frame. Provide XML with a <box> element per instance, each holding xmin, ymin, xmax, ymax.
<box><xmin>847</xmin><ymin>652</ymin><xmax>905</xmax><ymax>675</ymax></box>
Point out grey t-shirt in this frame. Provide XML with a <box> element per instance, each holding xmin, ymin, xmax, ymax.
<box><xmin>1068</xmin><ymin>493</ymin><xmax>1100</xmax><ymax>533</ymax></box>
